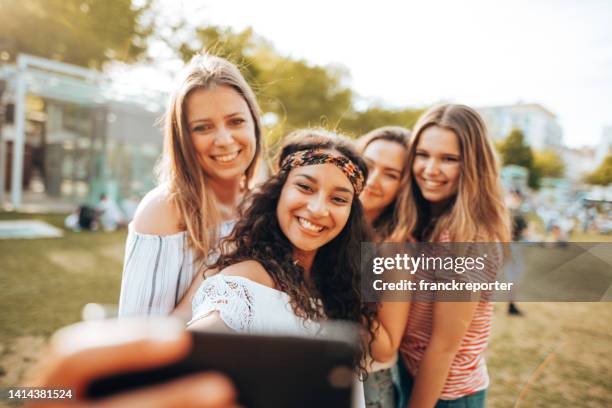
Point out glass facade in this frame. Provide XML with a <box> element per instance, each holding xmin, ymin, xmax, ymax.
<box><xmin>0</xmin><ymin>56</ymin><xmax>166</xmax><ymax>209</ymax></box>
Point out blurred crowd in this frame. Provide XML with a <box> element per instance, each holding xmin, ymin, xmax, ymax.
<box><xmin>64</xmin><ymin>194</ymin><xmax>140</xmax><ymax>232</ymax></box>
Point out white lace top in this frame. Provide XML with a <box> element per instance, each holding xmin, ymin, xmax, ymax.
<box><xmin>118</xmin><ymin>221</ymin><xmax>235</xmax><ymax>317</ymax></box>
<box><xmin>189</xmin><ymin>273</ymin><xmax>366</xmax><ymax>407</ymax></box>
<box><xmin>189</xmin><ymin>274</ymin><xmax>321</xmax><ymax>336</ymax></box>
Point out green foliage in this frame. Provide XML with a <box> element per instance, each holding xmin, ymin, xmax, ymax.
<box><xmin>585</xmin><ymin>153</ymin><xmax>612</xmax><ymax>185</ymax></box>
<box><xmin>339</xmin><ymin>106</ymin><xmax>424</xmax><ymax>137</ymax></box>
<box><xmin>497</xmin><ymin>128</ymin><xmax>540</xmax><ymax>189</ymax></box>
<box><xmin>171</xmin><ymin>24</ymin><xmax>422</xmax><ymax>148</ymax></box>
<box><xmin>177</xmin><ymin>26</ymin><xmax>265</xmax><ymax>84</ymax></box>
<box><xmin>533</xmin><ymin>149</ymin><xmax>565</xmax><ymax>178</ymax></box>
<box><xmin>527</xmin><ymin>166</ymin><xmax>542</xmax><ymax>190</ymax></box>
<box><xmin>0</xmin><ymin>0</ymin><xmax>152</xmax><ymax>68</ymax></box>
<box><xmin>257</xmin><ymin>57</ymin><xmax>353</xmax><ymax>129</ymax></box>
<box><xmin>1</xmin><ymin>1</ymin><xmax>425</xmax><ymax>150</ymax></box>
<box><xmin>180</xmin><ymin>26</ymin><xmax>354</xmax><ymax>130</ymax></box>
<box><xmin>498</xmin><ymin>129</ymin><xmax>533</xmax><ymax>168</ymax></box>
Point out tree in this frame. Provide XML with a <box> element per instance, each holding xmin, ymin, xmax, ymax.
<box><xmin>339</xmin><ymin>106</ymin><xmax>424</xmax><ymax>137</ymax></box>
<box><xmin>175</xmin><ymin>25</ymin><xmax>265</xmax><ymax>85</ymax></box>
<box><xmin>533</xmin><ymin>149</ymin><xmax>565</xmax><ymax>178</ymax></box>
<box><xmin>585</xmin><ymin>153</ymin><xmax>612</xmax><ymax>185</ymax></box>
<box><xmin>497</xmin><ymin>129</ymin><xmax>533</xmax><ymax>168</ymax></box>
<box><xmin>173</xmin><ymin>25</ymin><xmax>354</xmax><ymax>141</ymax></box>
<box><xmin>497</xmin><ymin>128</ymin><xmax>540</xmax><ymax>189</ymax></box>
<box><xmin>0</xmin><ymin>0</ymin><xmax>153</xmax><ymax>68</ymax></box>
<box><xmin>256</xmin><ymin>56</ymin><xmax>353</xmax><ymax>129</ymax></box>
<box><xmin>162</xmin><ymin>23</ymin><xmax>425</xmax><ymax>152</ymax></box>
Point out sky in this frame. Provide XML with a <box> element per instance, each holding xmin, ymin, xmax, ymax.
<box><xmin>151</xmin><ymin>0</ymin><xmax>612</xmax><ymax>148</ymax></box>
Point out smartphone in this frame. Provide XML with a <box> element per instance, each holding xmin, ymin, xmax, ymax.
<box><xmin>86</xmin><ymin>328</ymin><xmax>360</xmax><ymax>408</ymax></box>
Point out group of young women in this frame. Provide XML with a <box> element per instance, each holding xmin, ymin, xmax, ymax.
<box><xmin>117</xmin><ymin>53</ymin><xmax>510</xmax><ymax>408</ymax></box>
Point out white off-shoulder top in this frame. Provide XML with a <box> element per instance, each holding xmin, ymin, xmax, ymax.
<box><xmin>189</xmin><ymin>274</ymin><xmax>320</xmax><ymax>336</ymax></box>
<box><xmin>118</xmin><ymin>221</ymin><xmax>235</xmax><ymax>317</ymax></box>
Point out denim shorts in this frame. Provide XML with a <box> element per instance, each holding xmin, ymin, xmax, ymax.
<box><xmin>363</xmin><ymin>366</ymin><xmax>400</xmax><ymax>408</ymax></box>
<box><xmin>398</xmin><ymin>362</ymin><xmax>487</xmax><ymax>408</ymax></box>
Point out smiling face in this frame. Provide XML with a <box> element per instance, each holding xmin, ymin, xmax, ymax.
<box><xmin>186</xmin><ymin>85</ymin><xmax>257</xmax><ymax>182</ymax></box>
<box><xmin>276</xmin><ymin>161</ymin><xmax>354</xmax><ymax>256</ymax></box>
<box><xmin>412</xmin><ymin>125</ymin><xmax>461</xmax><ymax>206</ymax></box>
<box><xmin>360</xmin><ymin>139</ymin><xmax>406</xmax><ymax>218</ymax></box>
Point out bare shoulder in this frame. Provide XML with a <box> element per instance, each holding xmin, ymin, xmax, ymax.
<box><xmin>219</xmin><ymin>260</ymin><xmax>276</xmax><ymax>289</ymax></box>
<box><xmin>132</xmin><ymin>185</ymin><xmax>183</xmax><ymax>235</ymax></box>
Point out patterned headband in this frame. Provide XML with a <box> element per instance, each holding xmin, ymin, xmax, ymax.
<box><xmin>280</xmin><ymin>149</ymin><xmax>365</xmax><ymax>195</ymax></box>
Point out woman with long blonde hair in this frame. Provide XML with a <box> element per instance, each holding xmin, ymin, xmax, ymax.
<box><xmin>118</xmin><ymin>54</ymin><xmax>264</xmax><ymax>316</ymax></box>
<box><xmin>371</xmin><ymin>104</ymin><xmax>510</xmax><ymax>407</ymax></box>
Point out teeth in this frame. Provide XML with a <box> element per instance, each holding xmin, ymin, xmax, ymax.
<box><xmin>298</xmin><ymin>217</ymin><xmax>324</xmax><ymax>232</ymax></box>
<box><xmin>214</xmin><ymin>151</ymin><xmax>239</xmax><ymax>163</ymax></box>
<box><xmin>424</xmin><ymin>179</ymin><xmax>444</xmax><ymax>188</ymax></box>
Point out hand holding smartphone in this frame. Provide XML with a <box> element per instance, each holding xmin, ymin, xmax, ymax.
<box><xmin>86</xmin><ymin>328</ymin><xmax>360</xmax><ymax>408</ymax></box>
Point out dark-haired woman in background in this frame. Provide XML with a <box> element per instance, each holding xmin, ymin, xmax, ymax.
<box><xmin>372</xmin><ymin>104</ymin><xmax>510</xmax><ymax>408</ymax></box>
<box><xmin>358</xmin><ymin>126</ymin><xmax>411</xmax><ymax>239</ymax></box>
<box><xmin>357</xmin><ymin>126</ymin><xmax>411</xmax><ymax>408</ymax></box>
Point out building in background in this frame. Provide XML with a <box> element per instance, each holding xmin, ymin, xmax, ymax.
<box><xmin>559</xmin><ymin>146</ymin><xmax>598</xmax><ymax>182</ymax></box>
<box><xmin>596</xmin><ymin>125</ymin><xmax>612</xmax><ymax>165</ymax></box>
<box><xmin>0</xmin><ymin>54</ymin><xmax>167</xmax><ymax>211</ymax></box>
<box><xmin>478</xmin><ymin>103</ymin><xmax>563</xmax><ymax>150</ymax></box>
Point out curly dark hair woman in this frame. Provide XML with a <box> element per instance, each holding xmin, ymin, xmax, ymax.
<box><xmin>189</xmin><ymin>128</ymin><xmax>378</xmax><ymax>374</ymax></box>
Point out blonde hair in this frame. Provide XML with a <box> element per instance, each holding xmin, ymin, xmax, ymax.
<box><xmin>391</xmin><ymin>104</ymin><xmax>510</xmax><ymax>243</ymax></box>
<box><xmin>157</xmin><ymin>54</ymin><xmax>264</xmax><ymax>262</ymax></box>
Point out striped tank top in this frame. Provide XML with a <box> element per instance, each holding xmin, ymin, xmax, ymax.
<box><xmin>399</xmin><ymin>234</ymin><xmax>501</xmax><ymax>400</ymax></box>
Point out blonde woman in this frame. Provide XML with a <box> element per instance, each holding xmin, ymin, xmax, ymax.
<box><xmin>118</xmin><ymin>54</ymin><xmax>264</xmax><ymax>316</ymax></box>
<box><xmin>372</xmin><ymin>104</ymin><xmax>510</xmax><ymax>407</ymax></box>
<box><xmin>356</xmin><ymin>126</ymin><xmax>410</xmax><ymax>408</ymax></box>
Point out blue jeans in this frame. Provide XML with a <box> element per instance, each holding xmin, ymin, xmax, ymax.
<box><xmin>396</xmin><ymin>359</ymin><xmax>487</xmax><ymax>408</ymax></box>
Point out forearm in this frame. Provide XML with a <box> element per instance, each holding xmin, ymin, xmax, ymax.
<box><xmin>370</xmin><ymin>302</ymin><xmax>410</xmax><ymax>362</ymax></box>
<box><xmin>172</xmin><ymin>274</ymin><xmax>204</xmax><ymax>322</ymax></box>
<box><xmin>407</xmin><ymin>345</ymin><xmax>457</xmax><ymax>408</ymax></box>
<box><xmin>171</xmin><ymin>296</ymin><xmax>193</xmax><ymax>322</ymax></box>
<box><xmin>187</xmin><ymin>311</ymin><xmax>234</xmax><ymax>333</ymax></box>
<box><xmin>370</xmin><ymin>324</ymin><xmax>395</xmax><ymax>362</ymax></box>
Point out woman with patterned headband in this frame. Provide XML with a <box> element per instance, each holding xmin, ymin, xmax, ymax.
<box><xmin>174</xmin><ymin>129</ymin><xmax>377</xmax><ymax>401</ymax></box>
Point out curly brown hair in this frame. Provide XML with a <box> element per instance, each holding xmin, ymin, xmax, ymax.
<box><xmin>210</xmin><ymin>129</ymin><xmax>378</xmax><ymax>373</ymax></box>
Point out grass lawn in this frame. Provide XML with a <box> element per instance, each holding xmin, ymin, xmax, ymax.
<box><xmin>0</xmin><ymin>212</ymin><xmax>126</xmax><ymax>389</ymax></box>
<box><xmin>0</xmin><ymin>211</ymin><xmax>611</xmax><ymax>406</ymax></box>
<box><xmin>487</xmin><ymin>302</ymin><xmax>611</xmax><ymax>407</ymax></box>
